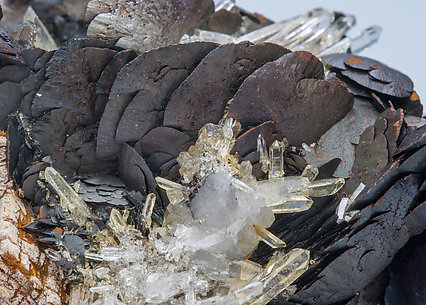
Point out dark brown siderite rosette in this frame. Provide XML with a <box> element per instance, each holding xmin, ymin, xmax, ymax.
<box><xmin>0</xmin><ymin>6</ymin><xmax>425</xmax><ymax>302</ymax></box>
<box><xmin>322</xmin><ymin>53</ymin><xmax>423</xmax><ymax>117</ymax></box>
<box><xmin>1</xmin><ymin>36</ymin><xmax>425</xmax><ymax>304</ymax></box>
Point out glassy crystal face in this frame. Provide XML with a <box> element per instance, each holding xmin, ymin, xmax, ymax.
<box><xmin>64</xmin><ymin>118</ymin><xmax>345</xmax><ymax>304</ymax></box>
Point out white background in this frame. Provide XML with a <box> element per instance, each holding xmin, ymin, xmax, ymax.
<box><xmin>238</xmin><ymin>0</ymin><xmax>426</xmax><ymax>113</ymax></box>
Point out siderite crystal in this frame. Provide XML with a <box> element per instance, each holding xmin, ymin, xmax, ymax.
<box><xmin>66</xmin><ymin>118</ymin><xmax>344</xmax><ymax>304</ymax></box>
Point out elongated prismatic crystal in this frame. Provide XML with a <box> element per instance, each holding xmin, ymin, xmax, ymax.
<box><xmin>65</xmin><ymin>118</ymin><xmax>345</xmax><ymax>305</ymax></box>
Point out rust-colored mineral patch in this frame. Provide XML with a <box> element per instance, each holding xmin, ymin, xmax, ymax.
<box><xmin>0</xmin><ymin>135</ymin><xmax>67</xmax><ymax>305</ymax></box>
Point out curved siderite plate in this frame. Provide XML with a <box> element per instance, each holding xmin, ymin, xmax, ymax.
<box><xmin>0</xmin><ymin>2</ymin><xmax>424</xmax><ymax>304</ymax></box>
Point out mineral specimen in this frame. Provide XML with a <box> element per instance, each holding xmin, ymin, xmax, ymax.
<box><xmin>85</xmin><ymin>0</ymin><xmax>214</xmax><ymax>53</ymax></box>
<box><xmin>60</xmin><ymin>118</ymin><xmax>344</xmax><ymax>304</ymax></box>
<box><xmin>0</xmin><ymin>134</ymin><xmax>66</xmax><ymax>305</ymax></box>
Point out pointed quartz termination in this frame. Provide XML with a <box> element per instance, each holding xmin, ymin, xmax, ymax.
<box><xmin>254</xmin><ymin>224</ymin><xmax>286</xmax><ymax>248</ymax></box>
<box><xmin>304</xmin><ymin>178</ymin><xmax>345</xmax><ymax>197</ymax></box>
<box><xmin>268</xmin><ymin>195</ymin><xmax>313</xmax><ymax>213</ymax></box>
<box><xmin>156</xmin><ymin>177</ymin><xmax>186</xmax><ymax>205</ymax></box>
<box><xmin>257</xmin><ymin>135</ymin><xmax>288</xmax><ymax>179</ymax></box>
<box><xmin>177</xmin><ymin>118</ymin><xmax>242</xmax><ymax>183</ymax></box>
<box><xmin>268</xmin><ymin>140</ymin><xmax>285</xmax><ymax>179</ymax></box>
<box><xmin>44</xmin><ymin>167</ymin><xmax>93</xmax><ymax>227</ymax></box>
<box><xmin>141</xmin><ymin>193</ymin><xmax>156</xmax><ymax>232</ymax></box>
<box><xmin>301</xmin><ymin>165</ymin><xmax>319</xmax><ymax>182</ymax></box>
<box><xmin>257</xmin><ymin>134</ymin><xmax>269</xmax><ymax>173</ymax></box>
<box><xmin>249</xmin><ymin>248</ymin><xmax>310</xmax><ymax>305</ymax></box>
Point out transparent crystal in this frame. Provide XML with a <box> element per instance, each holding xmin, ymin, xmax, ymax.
<box><xmin>67</xmin><ymin>119</ymin><xmax>338</xmax><ymax>304</ymax></box>
<box><xmin>156</xmin><ymin>177</ymin><xmax>186</xmax><ymax>205</ymax></box>
<box><xmin>268</xmin><ymin>195</ymin><xmax>313</xmax><ymax>213</ymax></box>
<box><xmin>22</xmin><ymin>7</ymin><xmax>57</xmax><ymax>51</ymax></box>
<box><xmin>214</xmin><ymin>0</ymin><xmax>236</xmax><ymax>11</ymax></box>
<box><xmin>44</xmin><ymin>167</ymin><xmax>93</xmax><ymax>227</ymax></box>
<box><xmin>141</xmin><ymin>193</ymin><xmax>156</xmax><ymax>231</ymax></box>
<box><xmin>254</xmin><ymin>225</ymin><xmax>286</xmax><ymax>248</ymax></box>
<box><xmin>304</xmin><ymin>178</ymin><xmax>345</xmax><ymax>197</ymax></box>
<box><xmin>182</xmin><ymin>8</ymin><xmax>380</xmax><ymax>57</ymax></box>
<box><xmin>269</xmin><ymin>140</ymin><xmax>285</xmax><ymax>179</ymax></box>
<box><xmin>257</xmin><ymin>134</ymin><xmax>269</xmax><ymax>173</ymax></box>
<box><xmin>301</xmin><ymin>165</ymin><xmax>319</xmax><ymax>182</ymax></box>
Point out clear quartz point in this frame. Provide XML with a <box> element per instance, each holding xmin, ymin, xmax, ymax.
<box><xmin>268</xmin><ymin>195</ymin><xmax>313</xmax><ymax>213</ymax></box>
<box><xmin>350</xmin><ymin>25</ymin><xmax>382</xmax><ymax>54</ymax></box>
<box><xmin>254</xmin><ymin>225</ymin><xmax>286</xmax><ymax>248</ymax></box>
<box><xmin>235</xmin><ymin>260</ymin><xmax>264</xmax><ymax>282</ymax></box>
<box><xmin>44</xmin><ymin>167</ymin><xmax>93</xmax><ymax>226</ymax></box>
<box><xmin>181</xmin><ymin>7</ymin><xmax>380</xmax><ymax>57</ymax></box>
<box><xmin>257</xmin><ymin>135</ymin><xmax>269</xmax><ymax>173</ymax></box>
<box><xmin>141</xmin><ymin>193</ymin><xmax>156</xmax><ymax>231</ymax></box>
<box><xmin>155</xmin><ymin>177</ymin><xmax>186</xmax><ymax>205</ymax></box>
<box><xmin>304</xmin><ymin>178</ymin><xmax>345</xmax><ymax>197</ymax></box>
<box><xmin>301</xmin><ymin>165</ymin><xmax>319</xmax><ymax>182</ymax></box>
<box><xmin>68</xmin><ymin>118</ymin><xmax>335</xmax><ymax>304</ymax></box>
<box><xmin>268</xmin><ymin>140</ymin><xmax>285</xmax><ymax>179</ymax></box>
<box><xmin>23</xmin><ymin>6</ymin><xmax>57</xmax><ymax>51</ymax></box>
<box><xmin>214</xmin><ymin>0</ymin><xmax>236</xmax><ymax>11</ymax></box>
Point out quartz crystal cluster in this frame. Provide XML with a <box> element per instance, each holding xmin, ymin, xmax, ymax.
<box><xmin>52</xmin><ymin>118</ymin><xmax>345</xmax><ymax>305</ymax></box>
<box><xmin>182</xmin><ymin>7</ymin><xmax>381</xmax><ymax>56</ymax></box>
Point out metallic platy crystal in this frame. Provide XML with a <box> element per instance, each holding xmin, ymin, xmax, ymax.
<box><xmin>44</xmin><ymin>167</ymin><xmax>93</xmax><ymax>226</ymax></box>
<box><xmin>254</xmin><ymin>224</ymin><xmax>286</xmax><ymax>248</ymax></box>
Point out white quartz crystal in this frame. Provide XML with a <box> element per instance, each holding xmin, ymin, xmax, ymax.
<box><xmin>69</xmin><ymin>119</ymin><xmax>346</xmax><ymax>304</ymax></box>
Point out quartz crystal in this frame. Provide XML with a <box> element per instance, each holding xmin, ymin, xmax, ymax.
<box><xmin>65</xmin><ymin>119</ymin><xmax>345</xmax><ymax>304</ymax></box>
<box><xmin>181</xmin><ymin>8</ymin><xmax>381</xmax><ymax>56</ymax></box>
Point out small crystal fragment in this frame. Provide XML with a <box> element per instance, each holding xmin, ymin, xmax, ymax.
<box><xmin>336</xmin><ymin>195</ymin><xmax>349</xmax><ymax>222</ymax></box>
<box><xmin>268</xmin><ymin>195</ymin><xmax>313</xmax><ymax>213</ymax></box>
<box><xmin>23</xmin><ymin>6</ymin><xmax>57</xmax><ymax>50</ymax></box>
<box><xmin>235</xmin><ymin>260</ymin><xmax>264</xmax><ymax>282</ymax></box>
<box><xmin>257</xmin><ymin>134</ymin><xmax>269</xmax><ymax>173</ymax></box>
<box><xmin>336</xmin><ymin>183</ymin><xmax>365</xmax><ymax>223</ymax></box>
<box><xmin>156</xmin><ymin>177</ymin><xmax>186</xmax><ymax>205</ymax></box>
<box><xmin>254</xmin><ymin>224</ymin><xmax>286</xmax><ymax>248</ymax></box>
<box><xmin>141</xmin><ymin>193</ymin><xmax>156</xmax><ymax>231</ymax></box>
<box><xmin>44</xmin><ymin>167</ymin><xmax>93</xmax><ymax>226</ymax></box>
<box><xmin>268</xmin><ymin>140</ymin><xmax>285</xmax><ymax>179</ymax></box>
<box><xmin>304</xmin><ymin>178</ymin><xmax>345</xmax><ymax>197</ymax></box>
<box><xmin>301</xmin><ymin>165</ymin><xmax>319</xmax><ymax>181</ymax></box>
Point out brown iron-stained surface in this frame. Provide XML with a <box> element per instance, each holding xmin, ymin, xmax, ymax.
<box><xmin>322</xmin><ymin>53</ymin><xmax>421</xmax><ymax>116</ymax></box>
<box><xmin>0</xmin><ymin>135</ymin><xmax>66</xmax><ymax>305</ymax></box>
